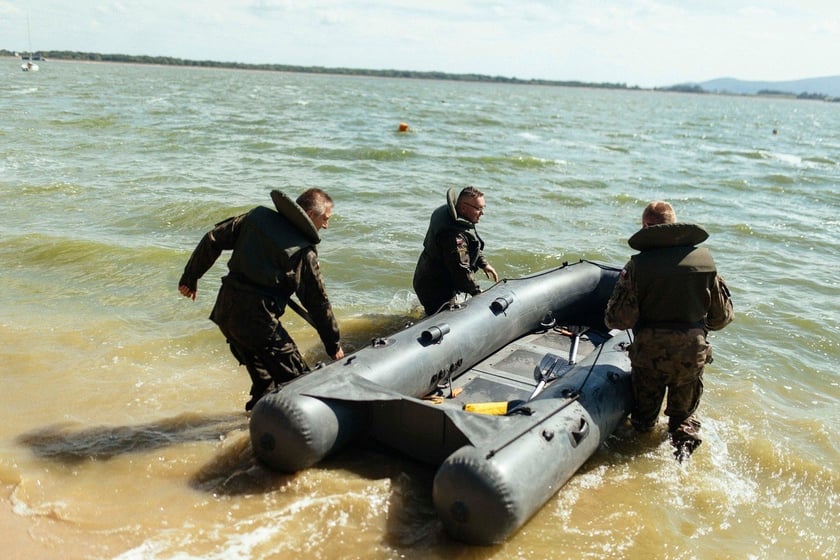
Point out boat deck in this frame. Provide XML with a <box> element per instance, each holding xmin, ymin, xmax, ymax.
<box><xmin>425</xmin><ymin>325</ymin><xmax>599</xmax><ymax>409</ymax></box>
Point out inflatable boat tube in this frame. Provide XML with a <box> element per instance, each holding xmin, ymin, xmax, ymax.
<box><xmin>249</xmin><ymin>260</ymin><xmax>632</xmax><ymax>544</ymax></box>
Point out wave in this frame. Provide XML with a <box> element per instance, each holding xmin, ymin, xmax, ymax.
<box><xmin>711</xmin><ymin>149</ymin><xmax>804</xmax><ymax>165</ymax></box>
<box><xmin>3</xmin><ymin>233</ymin><xmax>186</xmax><ymax>304</ymax></box>
<box><xmin>454</xmin><ymin>153</ymin><xmax>564</xmax><ymax>170</ymax></box>
<box><xmin>803</xmin><ymin>155</ymin><xmax>837</xmax><ymax>165</ymax></box>
<box><xmin>290</xmin><ymin>145</ymin><xmax>417</xmax><ymax>162</ymax></box>
<box><xmin>601</xmin><ymin>144</ymin><xmax>631</xmax><ymax>154</ymax></box>
<box><xmin>763</xmin><ymin>173</ymin><xmax>796</xmax><ymax>185</ymax></box>
<box><xmin>49</xmin><ymin>115</ymin><xmax>120</xmax><ymax>130</ymax></box>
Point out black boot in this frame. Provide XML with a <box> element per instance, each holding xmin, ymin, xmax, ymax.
<box><xmin>669</xmin><ymin>417</ymin><xmax>702</xmax><ymax>463</ymax></box>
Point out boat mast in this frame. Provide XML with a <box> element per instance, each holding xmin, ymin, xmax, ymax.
<box><xmin>26</xmin><ymin>11</ymin><xmax>33</xmax><ymax>60</ymax></box>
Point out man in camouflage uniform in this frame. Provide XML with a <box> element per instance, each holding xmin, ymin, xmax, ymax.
<box><xmin>605</xmin><ymin>201</ymin><xmax>733</xmax><ymax>461</ymax></box>
<box><xmin>179</xmin><ymin>189</ymin><xmax>344</xmax><ymax>411</ymax></box>
<box><xmin>413</xmin><ymin>186</ymin><xmax>499</xmax><ymax>315</ymax></box>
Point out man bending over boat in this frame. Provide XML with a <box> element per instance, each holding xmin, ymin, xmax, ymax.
<box><xmin>604</xmin><ymin>201</ymin><xmax>733</xmax><ymax>461</ymax></box>
<box><xmin>413</xmin><ymin>186</ymin><xmax>499</xmax><ymax>315</ymax></box>
<box><xmin>178</xmin><ymin>189</ymin><xmax>344</xmax><ymax>411</ymax></box>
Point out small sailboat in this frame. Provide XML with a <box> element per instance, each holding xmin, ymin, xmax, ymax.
<box><xmin>21</xmin><ymin>12</ymin><xmax>39</xmax><ymax>72</ymax></box>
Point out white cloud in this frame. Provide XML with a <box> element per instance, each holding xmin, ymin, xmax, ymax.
<box><xmin>811</xmin><ymin>19</ymin><xmax>840</xmax><ymax>34</ymax></box>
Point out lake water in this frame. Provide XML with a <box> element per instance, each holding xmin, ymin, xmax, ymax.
<box><xmin>1</xmin><ymin>59</ymin><xmax>838</xmax><ymax>559</ymax></box>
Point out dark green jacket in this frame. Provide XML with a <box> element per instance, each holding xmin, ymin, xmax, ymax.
<box><xmin>605</xmin><ymin>223</ymin><xmax>733</xmax><ymax>332</ymax></box>
<box><xmin>412</xmin><ymin>189</ymin><xmax>488</xmax><ymax>314</ymax></box>
<box><xmin>179</xmin><ymin>193</ymin><xmax>341</xmax><ymax>356</ymax></box>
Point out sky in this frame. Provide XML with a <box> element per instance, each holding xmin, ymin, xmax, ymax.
<box><xmin>2</xmin><ymin>0</ymin><xmax>839</xmax><ymax>88</ymax></box>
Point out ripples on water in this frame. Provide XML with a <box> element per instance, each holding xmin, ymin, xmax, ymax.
<box><xmin>1</xmin><ymin>61</ymin><xmax>838</xmax><ymax>559</ymax></box>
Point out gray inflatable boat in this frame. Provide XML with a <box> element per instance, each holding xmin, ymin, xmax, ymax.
<box><xmin>249</xmin><ymin>260</ymin><xmax>633</xmax><ymax>544</ymax></box>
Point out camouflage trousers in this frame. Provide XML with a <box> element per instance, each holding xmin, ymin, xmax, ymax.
<box><xmin>629</xmin><ymin>328</ymin><xmax>711</xmax><ymax>443</ymax></box>
<box><xmin>226</xmin><ymin>334</ymin><xmax>310</xmax><ymax>410</ymax></box>
<box><xmin>211</xmin><ymin>285</ymin><xmax>311</xmax><ymax>410</ymax></box>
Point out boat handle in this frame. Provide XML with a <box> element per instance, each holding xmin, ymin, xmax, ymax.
<box><xmin>490</xmin><ymin>294</ymin><xmax>513</xmax><ymax>313</ymax></box>
<box><xmin>421</xmin><ymin>323</ymin><xmax>450</xmax><ymax>344</ymax></box>
<box><xmin>570</xmin><ymin>417</ymin><xmax>590</xmax><ymax>447</ymax></box>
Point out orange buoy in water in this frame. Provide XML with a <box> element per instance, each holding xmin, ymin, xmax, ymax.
<box><xmin>398</xmin><ymin>122</ymin><xmax>409</xmax><ymax>132</ymax></box>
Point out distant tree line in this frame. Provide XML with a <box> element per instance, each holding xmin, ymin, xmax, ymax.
<box><xmin>756</xmin><ymin>89</ymin><xmax>840</xmax><ymax>101</ymax></box>
<box><xmin>3</xmin><ymin>48</ymin><xmax>636</xmax><ymax>90</ymax></box>
<box><xmin>9</xmin><ymin>49</ymin><xmax>837</xmax><ymax>101</ymax></box>
<box><xmin>657</xmin><ymin>82</ymin><xmax>839</xmax><ymax>102</ymax></box>
<box><xmin>657</xmin><ymin>84</ymin><xmax>705</xmax><ymax>94</ymax></box>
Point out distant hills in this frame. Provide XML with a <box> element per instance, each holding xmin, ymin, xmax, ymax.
<box><xmin>665</xmin><ymin>75</ymin><xmax>840</xmax><ymax>99</ymax></box>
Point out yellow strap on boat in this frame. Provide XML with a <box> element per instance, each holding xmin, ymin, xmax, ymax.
<box><xmin>463</xmin><ymin>401</ymin><xmax>510</xmax><ymax>415</ymax></box>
